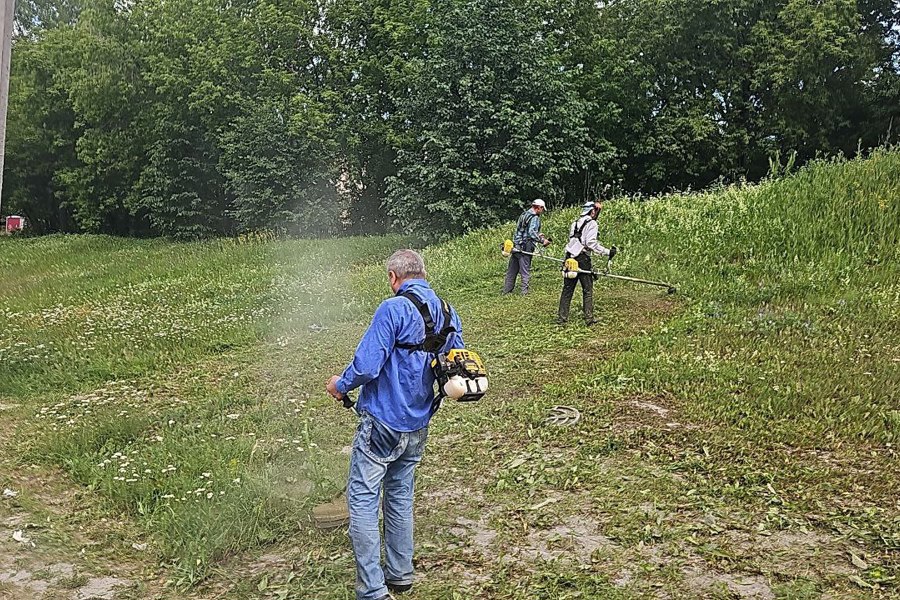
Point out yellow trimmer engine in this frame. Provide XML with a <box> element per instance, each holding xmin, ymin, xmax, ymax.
<box><xmin>501</xmin><ymin>239</ymin><xmax>514</xmax><ymax>257</ymax></box>
<box><xmin>432</xmin><ymin>349</ymin><xmax>488</xmax><ymax>402</ymax></box>
<box><xmin>563</xmin><ymin>257</ymin><xmax>580</xmax><ymax>279</ymax></box>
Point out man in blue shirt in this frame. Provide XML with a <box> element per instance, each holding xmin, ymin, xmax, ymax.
<box><xmin>326</xmin><ymin>249</ymin><xmax>464</xmax><ymax>600</ymax></box>
<box><xmin>502</xmin><ymin>198</ymin><xmax>551</xmax><ymax>295</ymax></box>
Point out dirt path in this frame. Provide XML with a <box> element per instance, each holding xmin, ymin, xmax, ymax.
<box><xmin>0</xmin><ymin>405</ymin><xmax>167</xmax><ymax>600</ymax></box>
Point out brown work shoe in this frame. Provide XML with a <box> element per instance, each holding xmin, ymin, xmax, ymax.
<box><xmin>312</xmin><ymin>492</ymin><xmax>349</xmax><ymax>530</ymax></box>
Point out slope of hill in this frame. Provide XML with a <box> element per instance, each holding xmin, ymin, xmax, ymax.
<box><xmin>0</xmin><ymin>150</ymin><xmax>897</xmax><ymax>598</ymax></box>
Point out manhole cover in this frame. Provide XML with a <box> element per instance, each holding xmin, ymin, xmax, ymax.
<box><xmin>544</xmin><ymin>405</ymin><xmax>581</xmax><ymax>426</ymax></box>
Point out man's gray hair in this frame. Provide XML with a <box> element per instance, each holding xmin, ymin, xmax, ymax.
<box><xmin>386</xmin><ymin>249</ymin><xmax>426</xmax><ymax>280</ymax></box>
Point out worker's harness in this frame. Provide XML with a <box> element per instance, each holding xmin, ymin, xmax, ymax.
<box><xmin>568</xmin><ymin>216</ymin><xmax>590</xmax><ymax>248</ymax></box>
<box><xmin>516</xmin><ymin>212</ymin><xmax>537</xmax><ymax>240</ymax></box>
<box><xmin>395</xmin><ymin>292</ymin><xmax>455</xmax><ymax>354</ymax></box>
<box><xmin>505</xmin><ymin>211</ymin><xmax>538</xmax><ymax>253</ymax></box>
<box><xmin>396</xmin><ymin>292</ymin><xmax>488</xmax><ymax>409</ymax></box>
<box><xmin>563</xmin><ymin>216</ymin><xmax>591</xmax><ymax>278</ymax></box>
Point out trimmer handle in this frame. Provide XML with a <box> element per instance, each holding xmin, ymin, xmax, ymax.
<box><xmin>605</xmin><ymin>245</ymin><xmax>618</xmax><ymax>274</ymax></box>
<box><xmin>341</xmin><ymin>392</ymin><xmax>359</xmax><ymax>416</ymax></box>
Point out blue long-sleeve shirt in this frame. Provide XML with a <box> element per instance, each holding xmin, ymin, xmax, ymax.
<box><xmin>336</xmin><ymin>279</ymin><xmax>465</xmax><ymax>432</ymax></box>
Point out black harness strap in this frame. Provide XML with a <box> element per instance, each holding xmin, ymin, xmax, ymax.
<box><xmin>395</xmin><ymin>291</ymin><xmax>455</xmax><ymax>352</ymax></box>
<box><xmin>564</xmin><ymin>216</ymin><xmax>592</xmax><ymax>261</ymax></box>
<box><xmin>395</xmin><ymin>292</ymin><xmax>434</xmax><ymax>350</ymax></box>
<box><xmin>570</xmin><ymin>216</ymin><xmax>590</xmax><ymax>242</ymax></box>
<box><xmin>516</xmin><ymin>212</ymin><xmax>536</xmax><ymax>238</ymax></box>
<box><xmin>394</xmin><ymin>291</ymin><xmax>458</xmax><ymax>415</ymax></box>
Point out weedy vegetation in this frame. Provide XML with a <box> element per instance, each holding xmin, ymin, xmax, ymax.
<box><xmin>0</xmin><ymin>150</ymin><xmax>898</xmax><ymax>598</ymax></box>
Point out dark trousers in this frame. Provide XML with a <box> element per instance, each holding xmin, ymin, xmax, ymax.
<box><xmin>557</xmin><ymin>252</ymin><xmax>594</xmax><ymax>324</ymax></box>
<box><xmin>502</xmin><ymin>252</ymin><xmax>533</xmax><ymax>295</ymax></box>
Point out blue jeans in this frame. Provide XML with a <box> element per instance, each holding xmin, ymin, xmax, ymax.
<box><xmin>347</xmin><ymin>412</ymin><xmax>428</xmax><ymax>600</ymax></box>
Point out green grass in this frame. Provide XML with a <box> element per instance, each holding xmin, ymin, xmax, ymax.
<box><xmin>0</xmin><ymin>234</ymin><xmax>405</xmax><ymax>397</ymax></box>
<box><xmin>0</xmin><ymin>149</ymin><xmax>898</xmax><ymax>598</ymax></box>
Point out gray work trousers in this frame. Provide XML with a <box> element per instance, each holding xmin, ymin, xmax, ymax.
<box><xmin>557</xmin><ymin>252</ymin><xmax>594</xmax><ymax>324</ymax></box>
<box><xmin>502</xmin><ymin>252</ymin><xmax>533</xmax><ymax>295</ymax></box>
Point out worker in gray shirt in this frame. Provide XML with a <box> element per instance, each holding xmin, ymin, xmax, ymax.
<box><xmin>503</xmin><ymin>199</ymin><xmax>551</xmax><ymax>295</ymax></box>
<box><xmin>557</xmin><ymin>199</ymin><xmax>616</xmax><ymax>325</ymax></box>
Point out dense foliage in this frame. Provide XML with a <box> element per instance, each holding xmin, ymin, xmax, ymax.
<box><xmin>4</xmin><ymin>0</ymin><xmax>899</xmax><ymax>238</ymax></box>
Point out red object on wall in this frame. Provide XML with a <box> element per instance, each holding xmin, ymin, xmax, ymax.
<box><xmin>5</xmin><ymin>215</ymin><xmax>24</xmax><ymax>233</ymax></box>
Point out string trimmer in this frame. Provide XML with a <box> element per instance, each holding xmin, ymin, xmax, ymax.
<box><xmin>502</xmin><ymin>240</ymin><xmax>676</xmax><ymax>294</ymax></box>
<box><xmin>312</xmin><ymin>390</ymin><xmax>356</xmax><ymax>530</ymax></box>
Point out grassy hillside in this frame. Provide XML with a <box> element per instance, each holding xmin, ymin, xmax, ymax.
<box><xmin>0</xmin><ymin>150</ymin><xmax>898</xmax><ymax>599</ymax></box>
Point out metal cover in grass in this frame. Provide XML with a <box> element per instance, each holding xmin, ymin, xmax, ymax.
<box><xmin>544</xmin><ymin>405</ymin><xmax>581</xmax><ymax>426</ymax></box>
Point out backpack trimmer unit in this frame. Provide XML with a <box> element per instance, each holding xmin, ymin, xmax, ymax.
<box><xmin>433</xmin><ymin>349</ymin><xmax>488</xmax><ymax>402</ymax></box>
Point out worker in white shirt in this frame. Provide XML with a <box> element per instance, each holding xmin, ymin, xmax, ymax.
<box><xmin>556</xmin><ymin>199</ymin><xmax>617</xmax><ymax>325</ymax></box>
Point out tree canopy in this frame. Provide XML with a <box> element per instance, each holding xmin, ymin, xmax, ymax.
<box><xmin>4</xmin><ymin>0</ymin><xmax>899</xmax><ymax>238</ymax></box>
